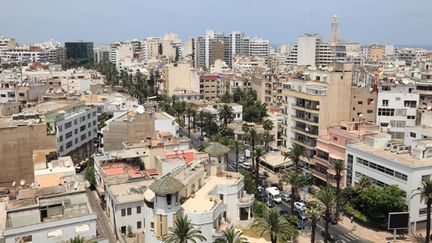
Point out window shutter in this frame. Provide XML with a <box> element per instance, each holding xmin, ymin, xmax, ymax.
<box><xmin>162</xmin><ymin>215</ymin><xmax>168</xmax><ymax>236</ymax></box>
<box><xmin>155</xmin><ymin>214</ymin><xmax>161</xmax><ymax>239</ymax></box>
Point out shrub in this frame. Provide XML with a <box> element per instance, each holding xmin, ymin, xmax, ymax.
<box><xmin>343</xmin><ymin>204</ymin><xmax>368</xmax><ymax>225</ymax></box>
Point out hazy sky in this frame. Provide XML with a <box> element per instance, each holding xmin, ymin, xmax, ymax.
<box><xmin>1</xmin><ymin>0</ymin><xmax>431</xmax><ymax>46</ymax></box>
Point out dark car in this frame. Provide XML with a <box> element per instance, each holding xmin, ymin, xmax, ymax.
<box><xmin>279</xmin><ymin>209</ymin><xmax>290</xmax><ymax>218</ymax></box>
<box><xmin>266</xmin><ymin>200</ymin><xmax>275</xmax><ymax>208</ymax></box>
<box><xmin>321</xmin><ymin>231</ymin><xmax>337</xmax><ymax>242</ymax></box>
<box><xmin>75</xmin><ymin>160</ymin><xmax>88</xmax><ymax>173</ymax></box>
<box><xmin>255</xmin><ymin>193</ymin><xmax>266</xmax><ymax>202</ymax></box>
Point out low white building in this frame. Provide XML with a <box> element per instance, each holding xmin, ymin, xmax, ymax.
<box><xmin>155</xmin><ymin>112</ymin><xmax>179</xmax><ymax>137</ymax></box>
<box><xmin>105</xmin><ymin>180</ymin><xmax>154</xmax><ymax>238</ymax></box>
<box><xmin>2</xmin><ymin>187</ymin><xmax>100</xmax><ymax>243</ymax></box>
<box><xmin>202</xmin><ymin>103</ymin><xmax>243</xmax><ymax>124</ymax></box>
<box><xmin>346</xmin><ymin>133</ymin><xmax>432</xmax><ymax>228</ymax></box>
<box><xmin>61</xmin><ymin>78</ymin><xmax>92</xmax><ymax>94</ymax></box>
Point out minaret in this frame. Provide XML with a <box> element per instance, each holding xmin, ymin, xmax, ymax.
<box><xmin>331</xmin><ymin>15</ymin><xmax>339</xmax><ymax>47</ymax></box>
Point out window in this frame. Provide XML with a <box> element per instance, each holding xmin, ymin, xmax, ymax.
<box><xmin>357</xmin><ymin>101</ymin><xmax>363</xmax><ymax>105</ymax></box>
<box><xmin>121</xmin><ymin>226</ymin><xmax>126</xmax><ymax>235</ymax></box>
<box><xmin>15</xmin><ymin>235</ymin><xmax>32</xmax><ymax>243</ymax></box>
<box><xmin>382</xmin><ymin>100</ymin><xmax>389</xmax><ymax>106</ymax></box>
<box><xmin>93</xmin><ymin>120</ymin><xmax>97</xmax><ymax>126</ymax></box>
<box><xmin>81</xmin><ymin>134</ymin><xmax>86</xmax><ymax>141</ymax></box>
<box><xmin>121</xmin><ymin>209</ymin><xmax>126</xmax><ymax>216</ymax></box>
<box><xmin>58</xmin><ymin>135</ymin><xmax>63</xmax><ymax>142</ymax></box>
<box><xmin>404</xmin><ymin>100</ymin><xmax>417</xmax><ymax>108</ymax></box>
<box><xmin>137</xmin><ymin>206</ymin><xmax>141</xmax><ymax>214</ymax></box>
<box><xmin>367</xmin><ymin>110</ymin><xmax>373</xmax><ymax>114</ymax></box>
<box><xmin>74</xmin><ymin>119</ymin><xmax>78</xmax><ymax>125</ymax></box>
<box><xmin>74</xmin><ymin>128</ymin><xmax>78</xmax><ymax>134</ymax></box>
<box><xmin>88</xmin><ymin>131</ymin><xmax>92</xmax><ymax>137</ymax></box>
<box><xmin>422</xmin><ymin>175</ymin><xmax>431</xmax><ymax>182</ymax></box>
<box><xmin>66</xmin><ymin>141</ymin><xmax>73</xmax><ymax>149</ymax></box>
<box><xmin>58</xmin><ymin>125</ymin><xmax>63</xmax><ymax>132</ymax></box>
<box><xmin>92</xmin><ymin>111</ymin><xmax>97</xmax><ymax>117</ymax></box>
<box><xmin>87</xmin><ymin>114</ymin><xmax>91</xmax><ymax>119</ymax></box>
<box><xmin>410</xmin><ymin>132</ymin><xmax>416</xmax><ymax>138</ymax></box>
<box><xmin>407</xmin><ymin>115</ymin><xmax>415</xmax><ymax>119</ymax></box>
<box><xmin>127</xmin><ymin>208</ymin><xmax>132</xmax><ymax>215</ymax></box>
<box><xmin>378</xmin><ymin>108</ymin><xmax>394</xmax><ymax>116</ymax></box>
<box><xmin>167</xmin><ymin>194</ymin><xmax>172</xmax><ymax>206</ymax></box>
<box><xmin>80</xmin><ymin>116</ymin><xmax>86</xmax><ymax>122</ymax></box>
<box><xmin>137</xmin><ymin>221</ymin><xmax>142</xmax><ymax>229</ymax></box>
<box><xmin>88</xmin><ymin>122</ymin><xmax>91</xmax><ymax>128</ymax></box>
<box><xmin>59</xmin><ymin>146</ymin><xmax>64</xmax><ymax>152</ymax></box>
<box><xmin>80</xmin><ymin>125</ymin><xmax>86</xmax><ymax>132</ymax></box>
<box><xmin>381</xmin><ymin>86</ymin><xmax>391</xmax><ymax>91</ymax></box>
<box><xmin>75</xmin><ymin>138</ymin><xmax>78</xmax><ymax>144</ymax></box>
<box><xmin>64</xmin><ymin>121</ymin><xmax>72</xmax><ymax>129</ymax></box>
<box><xmin>150</xmin><ymin>222</ymin><xmax>154</xmax><ymax>230</ymax></box>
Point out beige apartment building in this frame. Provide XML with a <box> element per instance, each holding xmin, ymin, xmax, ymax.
<box><xmin>350</xmin><ymin>86</ymin><xmax>378</xmax><ymax>123</ymax></box>
<box><xmin>199</xmin><ymin>74</ymin><xmax>226</xmax><ymax>101</ymax></box>
<box><xmin>281</xmin><ymin>63</ymin><xmax>353</xmax><ymax>168</ymax></box>
<box><xmin>0</xmin><ymin>114</ymin><xmax>57</xmax><ymax>187</ymax></box>
<box><xmin>102</xmin><ymin>110</ymin><xmax>155</xmax><ymax>152</ymax></box>
<box><xmin>161</xmin><ymin>63</ymin><xmax>199</xmax><ymax>96</ymax></box>
<box><xmin>368</xmin><ymin>44</ymin><xmax>385</xmax><ymax>61</ymax></box>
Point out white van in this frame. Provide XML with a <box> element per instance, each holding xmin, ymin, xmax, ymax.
<box><xmin>265</xmin><ymin>187</ymin><xmax>282</xmax><ymax>204</ymax></box>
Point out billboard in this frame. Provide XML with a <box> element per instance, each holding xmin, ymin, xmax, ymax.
<box><xmin>388</xmin><ymin>212</ymin><xmax>409</xmax><ymax>230</ymax></box>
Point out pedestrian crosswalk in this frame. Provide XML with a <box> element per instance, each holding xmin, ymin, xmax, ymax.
<box><xmin>336</xmin><ymin>232</ymin><xmax>363</xmax><ymax>243</ymax></box>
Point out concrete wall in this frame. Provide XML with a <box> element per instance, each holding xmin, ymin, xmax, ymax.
<box><xmin>0</xmin><ymin>123</ymin><xmax>57</xmax><ymax>186</ymax></box>
<box><xmin>350</xmin><ymin>87</ymin><xmax>377</xmax><ymax>123</ymax></box>
<box><xmin>103</xmin><ymin>112</ymin><xmax>155</xmax><ymax>152</ymax></box>
<box><xmin>0</xmin><ymin>101</ymin><xmax>21</xmax><ymax>116</ymax></box>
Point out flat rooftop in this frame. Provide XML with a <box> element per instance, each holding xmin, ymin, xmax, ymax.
<box><xmin>348</xmin><ymin>142</ymin><xmax>432</xmax><ymax>168</ymax></box>
<box><xmin>260</xmin><ymin>152</ymin><xmax>290</xmax><ymax>168</ymax></box>
<box><xmin>182</xmin><ymin>173</ymin><xmax>241</xmax><ymax>213</ymax></box>
<box><xmin>107</xmin><ymin>180</ymin><xmax>154</xmax><ymax>204</ymax></box>
<box><xmin>101</xmin><ymin>162</ymin><xmax>146</xmax><ymax>178</ymax></box>
<box><xmin>22</xmin><ymin>100</ymin><xmax>79</xmax><ymax>114</ymax></box>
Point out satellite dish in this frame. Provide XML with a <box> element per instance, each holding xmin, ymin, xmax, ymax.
<box><xmin>64</xmin><ymin>160</ymin><xmax>71</xmax><ymax>167</ymax></box>
<box><xmin>427</xmin><ymin>106</ymin><xmax>432</xmax><ymax>111</ymax></box>
<box><xmin>316</xmin><ymin>105</ymin><xmax>320</xmax><ymax>109</ymax></box>
<box><xmin>30</xmin><ymin>183</ymin><xmax>35</xmax><ymax>188</ymax></box>
<box><xmin>20</xmin><ymin>180</ymin><xmax>25</xmax><ymax>186</ymax></box>
<box><xmin>12</xmin><ymin>181</ymin><xmax>16</xmax><ymax>187</ymax></box>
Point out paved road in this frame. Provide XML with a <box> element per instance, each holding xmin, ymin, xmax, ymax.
<box><xmin>87</xmin><ymin>188</ymin><xmax>117</xmax><ymax>243</ymax></box>
<box><xmin>274</xmin><ymin>200</ymin><xmax>368</xmax><ymax>243</ymax></box>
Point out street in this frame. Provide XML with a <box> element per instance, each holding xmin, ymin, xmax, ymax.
<box><xmin>275</xmin><ymin>200</ymin><xmax>368</xmax><ymax>243</ymax></box>
<box><xmin>87</xmin><ymin>188</ymin><xmax>117</xmax><ymax>243</ymax></box>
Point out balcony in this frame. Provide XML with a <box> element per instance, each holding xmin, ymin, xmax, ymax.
<box><xmin>238</xmin><ymin>194</ymin><xmax>254</xmax><ymax>207</ymax></box>
<box><xmin>291</xmin><ymin>114</ymin><xmax>319</xmax><ymax>125</ymax></box>
<box><xmin>292</xmin><ymin>137</ymin><xmax>316</xmax><ymax>149</ymax></box>
<box><xmin>292</xmin><ymin>124</ymin><xmax>319</xmax><ymax>137</ymax></box>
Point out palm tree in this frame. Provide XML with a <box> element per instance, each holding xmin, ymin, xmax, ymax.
<box><xmin>163</xmin><ymin>215</ymin><xmax>206</xmax><ymax>243</ymax></box>
<box><xmin>191</xmin><ymin>109</ymin><xmax>197</xmax><ymax>132</ymax></box>
<box><xmin>261</xmin><ymin>131</ymin><xmax>274</xmax><ymax>152</ymax></box>
<box><xmin>282</xmin><ymin>171</ymin><xmax>306</xmax><ymax>215</ymax></box>
<box><xmin>230</xmin><ymin>139</ymin><xmax>246</xmax><ymax>172</ymax></box>
<box><xmin>412</xmin><ymin>179</ymin><xmax>432</xmax><ymax>243</ymax></box>
<box><xmin>305</xmin><ymin>203</ymin><xmax>324</xmax><ymax>243</ymax></box>
<box><xmin>331</xmin><ymin>159</ymin><xmax>345</xmax><ymax>221</ymax></box>
<box><xmin>214</xmin><ymin>226</ymin><xmax>248</xmax><ymax>243</ymax></box>
<box><xmin>317</xmin><ymin>187</ymin><xmax>336</xmax><ymax>243</ymax></box>
<box><xmin>198</xmin><ymin>110</ymin><xmax>206</xmax><ymax>137</ymax></box>
<box><xmin>284</xmin><ymin>144</ymin><xmax>308</xmax><ymax>171</ymax></box>
<box><xmin>185</xmin><ymin>105</ymin><xmax>195</xmax><ymax>138</ymax></box>
<box><xmin>253</xmin><ymin>146</ymin><xmax>267</xmax><ymax>193</ymax></box>
<box><xmin>69</xmin><ymin>236</ymin><xmax>85</xmax><ymax>243</ymax></box>
<box><xmin>218</xmin><ymin>104</ymin><xmax>235</xmax><ymax>127</ymax></box>
<box><xmin>262</xmin><ymin>119</ymin><xmax>274</xmax><ymax>132</ymax></box>
<box><xmin>253</xmin><ymin>208</ymin><xmax>292</xmax><ymax>243</ymax></box>
<box><xmin>203</xmin><ymin>112</ymin><xmax>216</xmax><ymax>138</ymax></box>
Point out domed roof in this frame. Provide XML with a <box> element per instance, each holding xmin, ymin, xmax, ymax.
<box><xmin>149</xmin><ymin>176</ymin><xmax>184</xmax><ymax>195</ymax></box>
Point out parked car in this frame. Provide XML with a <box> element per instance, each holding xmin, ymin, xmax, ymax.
<box><xmin>296</xmin><ymin>220</ymin><xmax>305</xmax><ymax>230</ymax></box>
<box><xmin>240</xmin><ymin>162</ymin><xmax>251</xmax><ymax>170</ymax></box>
<box><xmin>281</xmin><ymin>193</ymin><xmax>290</xmax><ymax>202</ymax></box>
<box><xmin>321</xmin><ymin>231</ymin><xmax>337</xmax><ymax>242</ymax></box>
<box><xmin>75</xmin><ymin>160</ymin><xmax>88</xmax><ymax>173</ymax></box>
<box><xmin>256</xmin><ymin>193</ymin><xmax>266</xmax><ymax>202</ymax></box>
<box><xmin>294</xmin><ymin>201</ymin><xmax>306</xmax><ymax>211</ymax></box>
<box><xmin>266</xmin><ymin>200</ymin><xmax>275</xmax><ymax>208</ymax></box>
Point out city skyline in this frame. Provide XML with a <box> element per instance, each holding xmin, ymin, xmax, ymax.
<box><xmin>1</xmin><ymin>0</ymin><xmax>432</xmax><ymax>46</ymax></box>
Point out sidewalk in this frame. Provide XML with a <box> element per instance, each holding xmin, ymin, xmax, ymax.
<box><xmin>261</xmin><ymin>167</ymin><xmax>418</xmax><ymax>243</ymax></box>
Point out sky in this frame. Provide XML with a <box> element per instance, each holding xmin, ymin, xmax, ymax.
<box><xmin>1</xmin><ymin>0</ymin><xmax>431</xmax><ymax>46</ymax></box>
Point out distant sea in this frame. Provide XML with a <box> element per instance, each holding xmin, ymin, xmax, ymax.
<box><xmin>395</xmin><ymin>44</ymin><xmax>432</xmax><ymax>50</ymax></box>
